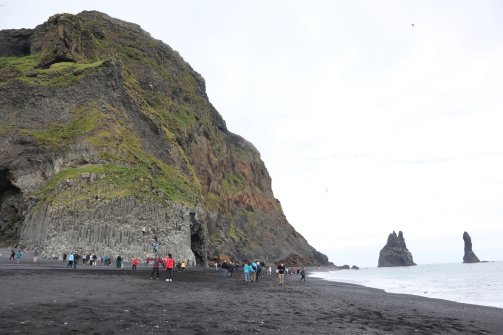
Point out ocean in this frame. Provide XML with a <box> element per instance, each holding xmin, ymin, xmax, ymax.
<box><xmin>311</xmin><ymin>261</ymin><xmax>503</xmax><ymax>309</ymax></box>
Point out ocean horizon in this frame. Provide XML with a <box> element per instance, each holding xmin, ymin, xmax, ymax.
<box><xmin>311</xmin><ymin>261</ymin><xmax>503</xmax><ymax>309</ymax></box>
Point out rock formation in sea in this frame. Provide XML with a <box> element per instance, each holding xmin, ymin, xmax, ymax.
<box><xmin>462</xmin><ymin>231</ymin><xmax>480</xmax><ymax>263</ymax></box>
<box><xmin>0</xmin><ymin>11</ymin><xmax>329</xmax><ymax>265</ymax></box>
<box><xmin>378</xmin><ymin>231</ymin><xmax>416</xmax><ymax>267</ymax></box>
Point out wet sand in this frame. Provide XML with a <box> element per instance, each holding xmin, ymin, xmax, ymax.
<box><xmin>0</xmin><ymin>257</ymin><xmax>502</xmax><ymax>334</ymax></box>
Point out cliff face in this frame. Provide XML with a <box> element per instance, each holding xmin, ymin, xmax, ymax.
<box><xmin>378</xmin><ymin>231</ymin><xmax>416</xmax><ymax>267</ymax></box>
<box><xmin>0</xmin><ymin>11</ymin><xmax>329</xmax><ymax>265</ymax></box>
<box><xmin>462</xmin><ymin>232</ymin><xmax>480</xmax><ymax>263</ymax></box>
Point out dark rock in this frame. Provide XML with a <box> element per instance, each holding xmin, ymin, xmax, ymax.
<box><xmin>351</xmin><ymin>265</ymin><xmax>359</xmax><ymax>270</ymax></box>
<box><xmin>0</xmin><ymin>11</ymin><xmax>330</xmax><ymax>265</ymax></box>
<box><xmin>463</xmin><ymin>232</ymin><xmax>480</xmax><ymax>263</ymax></box>
<box><xmin>378</xmin><ymin>231</ymin><xmax>416</xmax><ymax>267</ymax></box>
<box><xmin>0</xmin><ymin>29</ymin><xmax>32</xmax><ymax>57</ymax></box>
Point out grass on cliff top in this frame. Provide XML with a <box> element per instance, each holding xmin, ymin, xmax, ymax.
<box><xmin>0</xmin><ymin>55</ymin><xmax>103</xmax><ymax>87</ymax></box>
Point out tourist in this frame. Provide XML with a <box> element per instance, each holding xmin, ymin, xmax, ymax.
<box><xmin>15</xmin><ymin>249</ymin><xmax>22</xmax><ymax>264</ymax></box>
<box><xmin>243</xmin><ymin>262</ymin><xmax>251</xmax><ymax>282</ymax></box>
<box><xmin>277</xmin><ymin>263</ymin><xmax>286</xmax><ymax>285</ymax></box>
<box><xmin>176</xmin><ymin>260</ymin><xmax>181</xmax><ymax>272</ymax></box>
<box><xmin>250</xmin><ymin>261</ymin><xmax>257</xmax><ymax>282</ymax></box>
<box><xmin>221</xmin><ymin>260</ymin><xmax>228</xmax><ymax>278</ymax></box>
<box><xmin>73</xmin><ymin>253</ymin><xmax>80</xmax><ymax>270</ymax></box>
<box><xmin>228</xmin><ymin>262</ymin><xmax>235</xmax><ymax>278</ymax></box>
<box><xmin>255</xmin><ymin>261</ymin><xmax>262</xmax><ymax>281</ymax></box>
<box><xmin>150</xmin><ymin>254</ymin><xmax>161</xmax><ymax>280</ymax></box>
<box><xmin>92</xmin><ymin>254</ymin><xmax>97</xmax><ymax>266</ymax></box>
<box><xmin>299</xmin><ymin>267</ymin><xmax>306</xmax><ymax>282</ymax></box>
<box><xmin>63</xmin><ymin>253</ymin><xmax>67</xmax><ymax>263</ymax></box>
<box><xmin>181</xmin><ymin>260</ymin><xmax>186</xmax><ymax>271</ymax></box>
<box><xmin>116</xmin><ymin>255</ymin><xmax>122</xmax><ymax>268</ymax></box>
<box><xmin>33</xmin><ymin>251</ymin><xmax>38</xmax><ymax>263</ymax></box>
<box><xmin>67</xmin><ymin>252</ymin><xmax>74</xmax><ymax>268</ymax></box>
<box><xmin>266</xmin><ymin>265</ymin><xmax>272</xmax><ymax>276</ymax></box>
<box><xmin>165</xmin><ymin>254</ymin><xmax>174</xmax><ymax>281</ymax></box>
<box><xmin>9</xmin><ymin>249</ymin><xmax>15</xmax><ymax>262</ymax></box>
<box><xmin>132</xmin><ymin>257</ymin><xmax>139</xmax><ymax>271</ymax></box>
<box><xmin>187</xmin><ymin>259</ymin><xmax>190</xmax><ymax>267</ymax></box>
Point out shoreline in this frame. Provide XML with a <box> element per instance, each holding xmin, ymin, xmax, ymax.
<box><xmin>309</xmin><ymin>262</ymin><xmax>503</xmax><ymax>310</ymax></box>
<box><xmin>1</xmin><ymin>259</ymin><xmax>502</xmax><ymax>334</ymax></box>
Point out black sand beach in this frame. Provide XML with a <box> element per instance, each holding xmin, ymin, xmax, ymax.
<box><xmin>0</xmin><ymin>257</ymin><xmax>502</xmax><ymax>334</ymax></box>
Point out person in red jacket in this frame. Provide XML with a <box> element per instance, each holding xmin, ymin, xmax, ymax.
<box><xmin>165</xmin><ymin>254</ymin><xmax>174</xmax><ymax>282</ymax></box>
<box><xmin>132</xmin><ymin>257</ymin><xmax>139</xmax><ymax>271</ymax></box>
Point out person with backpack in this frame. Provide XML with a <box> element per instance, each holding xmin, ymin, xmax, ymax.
<box><xmin>250</xmin><ymin>261</ymin><xmax>257</xmax><ymax>282</ymax></box>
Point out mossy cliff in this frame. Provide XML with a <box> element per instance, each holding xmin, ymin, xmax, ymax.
<box><xmin>0</xmin><ymin>11</ymin><xmax>329</xmax><ymax>265</ymax></box>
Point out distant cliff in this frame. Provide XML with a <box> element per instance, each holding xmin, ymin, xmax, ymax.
<box><xmin>378</xmin><ymin>231</ymin><xmax>416</xmax><ymax>267</ymax></box>
<box><xmin>462</xmin><ymin>232</ymin><xmax>480</xmax><ymax>263</ymax></box>
<box><xmin>0</xmin><ymin>11</ymin><xmax>329</xmax><ymax>265</ymax></box>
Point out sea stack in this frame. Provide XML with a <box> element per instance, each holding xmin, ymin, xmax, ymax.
<box><xmin>462</xmin><ymin>232</ymin><xmax>480</xmax><ymax>263</ymax></box>
<box><xmin>378</xmin><ymin>231</ymin><xmax>416</xmax><ymax>267</ymax></box>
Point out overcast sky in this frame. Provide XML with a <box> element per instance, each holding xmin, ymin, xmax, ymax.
<box><xmin>2</xmin><ymin>1</ymin><xmax>502</xmax><ymax>267</ymax></box>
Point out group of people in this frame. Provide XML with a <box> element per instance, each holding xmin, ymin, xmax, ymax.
<box><xmin>215</xmin><ymin>260</ymin><xmax>306</xmax><ymax>285</ymax></box>
<box><xmin>8</xmin><ymin>249</ymin><xmax>23</xmax><ymax>263</ymax></box>
<box><xmin>148</xmin><ymin>254</ymin><xmax>176</xmax><ymax>281</ymax></box>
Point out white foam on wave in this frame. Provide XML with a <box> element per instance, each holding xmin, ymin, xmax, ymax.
<box><xmin>311</xmin><ymin>262</ymin><xmax>503</xmax><ymax>309</ymax></box>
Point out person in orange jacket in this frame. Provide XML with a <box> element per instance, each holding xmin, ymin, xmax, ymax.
<box><xmin>165</xmin><ymin>254</ymin><xmax>174</xmax><ymax>282</ymax></box>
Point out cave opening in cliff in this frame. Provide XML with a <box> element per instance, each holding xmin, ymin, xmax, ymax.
<box><xmin>189</xmin><ymin>212</ymin><xmax>207</xmax><ymax>265</ymax></box>
<box><xmin>0</xmin><ymin>169</ymin><xmax>24</xmax><ymax>246</ymax></box>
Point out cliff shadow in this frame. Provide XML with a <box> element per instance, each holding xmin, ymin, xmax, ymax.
<box><xmin>0</xmin><ymin>169</ymin><xmax>25</xmax><ymax>247</ymax></box>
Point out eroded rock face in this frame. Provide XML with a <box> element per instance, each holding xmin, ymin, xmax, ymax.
<box><xmin>0</xmin><ymin>11</ymin><xmax>329</xmax><ymax>265</ymax></box>
<box><xmin>378</xmin><ymin>231</ymin><xmax>416</xmax><ymax>267</ymax></box>
<box><xmin>463</xmin><ymin>231</ymin><xmax>480</xmax><ymax>263</ymax></box>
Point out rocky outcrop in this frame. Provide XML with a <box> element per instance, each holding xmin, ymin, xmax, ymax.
<box><xmin>463</xmin><ymin>231</ymin><xmax>480</xmax><ymax>263</ymax></box>
<box><xmin>0</xmin><ymin>11</ymin><xmax>329</xmax><ymax>265</ymax></box>
<box><xmin>378</xmin><ymin>231</ymin><xmax>416</xmax><ymax>267</ymax></box>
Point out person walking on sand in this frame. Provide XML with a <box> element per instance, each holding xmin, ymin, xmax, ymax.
<box><xmin>9</xmin><ymin>249</ymin><xmax>15</xmax><ymax>262</ymax></box>
<box><xmin>132</xmin><ymin>257</ymin><xmax>139</xmax><ymax>271</ymax></box>
<box><xmin>277</xmin><ymin>263</ymin><xmax>286</xmax><ymax>285</ymax></box>
<box><xmin>165</xmin><ymin>254</ymin><xmax>174</xmax><ymax>281</ymax></box>
<box><xmin>300</xmin><ymin>267</ymin><xmax>306</xmax><ymax>282</ymax></box>
<box><xmin>15</xmin><ymin>250</ymin><xmax>22</xmax><ymax>264</ymax></box>
<box><xmin>150</xmin><ymin>254</ymin><xmax>161</xmax><ymax>280</ymax></box>
<box><xmin>181</xmin><ymin>260</ymin><xmax>186</xmax><ymax>271</ymax></box>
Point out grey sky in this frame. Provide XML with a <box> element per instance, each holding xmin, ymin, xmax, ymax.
<box><xmin>2</xmin><ymin>0</ymin><xmax>502</xmax><ymax>266</ymax></box>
